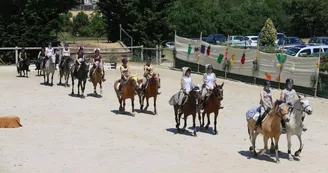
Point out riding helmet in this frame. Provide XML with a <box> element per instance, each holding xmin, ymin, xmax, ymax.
<box><xmin>94</xmin><ymin>48</ymin><xmax>100</xmax><ymax>53</ymax></box>
<box><xmin>286</xmin><ymin>78</ymin><xmax>294</xmax><ymax>85</ymax></box>
<box><xmin>122</xmin><ymin>57</ymin><xmax>128</xmax><ymax>64</ymax></box>
<box><xmin>207</xmin><ymin>64</ymin><xmax>213</xmax><ymax>69</ymax></box>
<box><xmin>264</xmin><ymin>80</ymin><xmax>271</xmax><ymax>87</ymax></box>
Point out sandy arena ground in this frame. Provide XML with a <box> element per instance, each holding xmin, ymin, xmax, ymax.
<box><xmin>0</xmin><ymin>64</ymin><xmax>328</xmax><ymax>173</ymax></box>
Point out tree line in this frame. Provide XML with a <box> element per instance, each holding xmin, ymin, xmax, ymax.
<box><xmin>0</xmin><ymin>0</ymin><xmax>328</xmax><ymax>48</ymax></box>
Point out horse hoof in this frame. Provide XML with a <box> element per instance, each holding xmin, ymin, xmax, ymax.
<box><xmin>193</xmin><ymin>133</ymin><xmax>197</xmax><ymax>137</ymax></box>
<box><xmin>276</xmin><ymin>160</ymin><xmax>281</xmax><ymax>164</ymax></box>
<box><xmin>270</xmin><ymin>147</ymin><xmax>275</xmax><ymax>154</ymax></box>
<box><xmin>294</xmin><ymin>151</ymin><xmax>301</xmax><ymax>157</ymax></box>
<box><xmin>249</xmin><ymin>146</ymin><xmax>254</xmax><ymax>152</ymax></box>
<box><xmin>288</xmin><ymin>155</ymin><xmax>294</xmax><ymax>161</ymax></box>
<box><xmin>259</xmin><ymin>149</ymin><xmax>266</xmax><ymax>155</ymax></box>
<box><xmin>205</xmin><ymin>126</ymin><xmax>209</xmax><ymax>130</ymax></box>
<box><xmin>181</xmin><ymin>128</ymin><xmax>185</xmax><ymax>132</ymax></box>
<box><xmin>214</xmin><ymin>130</ymin><xmax>218</xmax><ymax>135</ymax></box>
<box><xmin>131</xmin><ymin>112</ymin><xmax>135</xmax><ymax>116</ymax></box>
<box><xmin>253</xmin><ymin>152</ymin><xmax>258</xmax><ymax>157</ymax></box>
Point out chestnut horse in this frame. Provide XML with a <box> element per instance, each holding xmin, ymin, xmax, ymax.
<box><xmin>199</xmin><ymin>83</ymin><xmax>224</xmax><ymax>134</ymax></box>
<box><xmin>137</xmin><ymin>73</ymin><xmax>161</xmax><ymax>115</ymax></box>
<box><xmin>114</xmin><ymin>76</ymin><xmax>139</xmax><ymax>115</ymax></box>
<box><xmin>247</xmin><ymin>100</ymin><xmax>289</xmax><ymax>163</ymax></box>
<box><xmin>91</xmin><ymin>61</ymin><xmax>103</xmax><ymax>95</ymax></box>
<box><xmin>171</xmin><ymin>87</ymin><xmax>201</xmax><ymax>136</ymax></box>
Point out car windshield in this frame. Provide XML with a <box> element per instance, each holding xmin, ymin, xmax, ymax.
<box><xmin>288</xmin><ymin>38</ymin><xmax>302</xmax><ymax>44</ymax></box>
<box><xmin>277</xmin><ymin>34</ymin><xmax>285</xmax><ymax>40</ymax></box>
<box><xmin>309</xmin><ymin>38</ymin><xmax>318</xmax><ymax>43</ymax></box>
<box><xmin>285</xmin><ymin>47</ymin><xmax>300</xmax><ymax>56</ymax></box>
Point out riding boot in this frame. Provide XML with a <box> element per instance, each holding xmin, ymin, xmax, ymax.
<box><xmin>281</xmin><ymin>119</ymin><xmax>287</xmax><ymax>134</ymax></box>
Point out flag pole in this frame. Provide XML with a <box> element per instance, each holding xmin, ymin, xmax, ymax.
<box><xmin>314</xmin><ymin>48</ymin><xmax>321</xmax><ymax>97</ymax></box>
<box><xmin>225</xmin><ymin>34</ymin><xmax>230</xmax><ymax>79</ymax></box>
<box><xmin>197</xmin><ymin>31</ymin><xmax>202</xmax><ymax>74</ymax></box>
<box><xmin>254</xmin><ymin>34</ymin><xmax>260</xmax><ymax>84</ymax></box>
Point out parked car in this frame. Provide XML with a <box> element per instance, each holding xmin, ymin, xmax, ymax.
<box><xmin>245</xmin><ymin>36</ymin><xmax>258</xmax><ymax>47</ymax></box>
<box><xmin>165</xmin><ymin>42</ymin><xmax>174</xmax><ymax>48</ymax></box>
<box><xmin>285</xmin><ymin>45</ymin><xmax>328</xmax><ymax>57</ymax></box>
<box><xmin>227</xmin><ymin>35</ymin><xmax>247</xmax><ymax>47</ymax></box>
<box><xmin>205</xmin><ymin>34</ymin><xmax>227</xmax><ymax>44</ymax></box>
<box><xmin>278</xmin><ymin>37</ymin><xmax>306</xmax><ymax>51</ymax></box>
<box><xmin>307</xmin><ymin>37</ymin><xmax>328</xmax><ymax>46</ymax></box>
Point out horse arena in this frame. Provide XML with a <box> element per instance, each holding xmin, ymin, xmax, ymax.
<box><xmin>1</xmin><ymin>64</ymin><xmax>328</xmax><ymax>173</ymax></box>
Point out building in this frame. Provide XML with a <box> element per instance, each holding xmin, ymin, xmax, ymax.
<box><xmin>74</xmin><ymin>0</ymin><xmax>98</xmax><ymax>11</ymax></box>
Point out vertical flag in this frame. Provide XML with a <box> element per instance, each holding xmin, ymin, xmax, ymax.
<box><xmin>187</xmin><ymin>43</ymin><xmax>192</xmax><ymax>56</ymax></box>
<box><xmin>200</xmin><ymin>45</ymin><xmax>205</xmax><ymax>54</ymax></box>
<box><xmin>217</xmin><ymin>54</ymin><xmax>224</xmax><ymax>63</ymax></box>
<box><xmin>231</xmin><ymin>54</ymin><xmax>235</xmax><ymax>66</ymax></box>
<box><xmin>224</xmin><ymin>48</ymin><xmax>228</xmax><ymax>60</ymax></box>
<box><xmin>241</xmin><ymin>52</ymin><xmax>246</xmax><ymax>64</ymax></box>
<box><xmin>206</xmin><ymin>45</ymin><xmax>211</xmax><ymax>56</ymax></box>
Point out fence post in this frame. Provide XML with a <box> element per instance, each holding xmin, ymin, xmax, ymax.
<box><xmin>15</xmin><ymin>46</ymin><xmax>18</xmax><ymax>64</ymax></box>
<box><xmin>140</xmin><ymin>45</ymin><xmax>144</xmax><ymax>62</ymax></box>
<box><xmin>159</xmin><ymin>45</ymin><xmax>162</xmax><ymax>64</ymax></box>
<box><xmin>156</xmin><ymin>45</ymin><xmax>159</xmax><ymax>65</ymax></box>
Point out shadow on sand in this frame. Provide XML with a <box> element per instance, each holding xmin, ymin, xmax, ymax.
<box><xmin>57</xmin><ymin>83</ymin><xmax>70</xmax><ymax>87</ymax></box>
<box><xmin>16</xmin><ymin>75</ymin><xmax>28</xmax><ymax>78</ymax></box>
<box><xmin>135</xmin><ymin>109</ymin><xmax>156</xmax><ymax>115</ymax></box>
<box><xmin>40</xmin><ymin>82</ymin><xmax>53</xmax><ymax>87</ymax></box>
<box><xmin>166</xmin><ymin>128</ymin><xmax>194</xmax><ymax>137</ymax></box>
<box><xmin>238</xmin><ymin>149</ymin><xmax>292</xmax><ymax>163</ymax></box>
<box><xmin>188</xmin><ymin>126</ymin><xmax>216</xmax><ymax>135</ymax></box>
<box><xmin>111</xmin><ymin>110</ymin><xmax>135</xmax><ymax>117</ymax></box>
<box><xmin>68</xmin><ymin>93</ymin><xmax>85</xmax><ymax>99</ymax></box>
<box><xmin>86</xmin><ymin>93</ymin><xmax>103</xmax><ymax>98</ymax></box>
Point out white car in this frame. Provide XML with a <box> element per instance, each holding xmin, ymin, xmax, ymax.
<box><xmin>227</xmin><ymin>35</ymin><xmax>247</xmax><ymax>47</ymax></box>
<box><xmin>165</xmin><ymin>42</ymin><xmax>174</xmax><ymax>48</ymax></box>
<box><xmin>285</xmin><ymin>45</ymin><xmax>328</xmax><ymax>57</ymax></box>
<box><xmin>245</xmin><ymin>36</ymin><xmax>258</xmax><ymax>47</ymax></box>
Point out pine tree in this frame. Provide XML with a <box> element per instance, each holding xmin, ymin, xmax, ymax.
<box><xmin>260</xmin><ymin>18</ymin><xmax>277</xmax><ymax>46</ymax></box>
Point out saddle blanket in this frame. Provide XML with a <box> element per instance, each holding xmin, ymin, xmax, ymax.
<box><xmin>246</xmin><ymin>106</ymin><xmax>265</xmax><ymax>121</ymax></box>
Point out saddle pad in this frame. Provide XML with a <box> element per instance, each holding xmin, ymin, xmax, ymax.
<box><xmin>246</xmin><ymin>106</ymin><xmax>263</xmax><ymax>121</ymax></box>
<box><xmin>51</xmin><ymin>56</ymin><xmax>56</xmax><ymax>63</ymax></box>
<box><xmin>116</xmin><ymin>82</ymin><xmax>121</xmax><ymax>91</ymax></box>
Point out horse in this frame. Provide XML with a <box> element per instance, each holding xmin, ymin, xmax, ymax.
<box><xmin>285</xmin><ymin>94</ymin><xmax>313</xmax><ymax>161</ymax></box>
<box><xmin>247</xmin><ymin>100</ymin><xmax>289</xmax><ymax>163</ymax></box>
<box><xmin>43</xmin><ymin>56</ymin><xmax>56</xmax><ymax>85</ymax></box>
<box><xmin>137</xmin><ymin>73</ymin><xmax>161</xmax><ymax>115</ymax></box>
<box><xmin>16</xmin><ymin>58</ymin><xmax>30</xmax><ymax>77</ymax></box>
<box><xmin>59</xmin><ymin>56</ymin><xmax>73</xmax><ymax>87</ymax></box>
<box><xmin>114</xmin><ymin>75</ymin><xmax>140</xmax><ymax>115</ymax></box>
<box><xmin>35</xmin><ymin>57</ymin><xmax>44</xmax><ymax>76</ymax></box>
<box><xmin>90</xmin><ymin>61</ymin><xmax>103</xmax><ymax>95</ymax></box>
<box><xmin>71</xmin><ymin>60</ymin><xmax>89</xmax><ymax>97</ymax></box>
<box><xmin>169</xmin><ymin>86</ymin><xmax>201</xmax><ymax>136</ymax></box>
<box><xmin>199</xmin><ymin>83</ymin><xmax>224</xmax><ymax>134</ymax></box>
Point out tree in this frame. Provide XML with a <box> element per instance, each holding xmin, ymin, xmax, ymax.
<box><xmin>90</xmin><ymin>10</ymin><xmax>107</xmax><ymax>37</ymax></box>
<box><xmin>260</xmin><ymin>18</ymin><xmax>277</xmax><ymax>46</ymax></box>
<box><xmin>58</xmin><ymin>12</ymin><xmax>73</xmax><ymax>33</ymax></box>
<box><xmin>72</xmin><ymin>11</ymin><xmax>92</xmax><ymax>37</ymax></box>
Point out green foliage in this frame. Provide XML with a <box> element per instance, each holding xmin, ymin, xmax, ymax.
<box><xmin>90</xmin><ymin>11</ymin><xmax>107</xmax><ymax>37</ymax></box>
<box><xmin>320</xmin><ymin>54</ymin><xmax>328</xmax><ymax>72</ymax></box>
<box><xmin>260</xmin><ymin>18</ymin><xmax>277</xmax><ymax>46</ymax></box>
<box><xmin>72</xmin><ymin>11</ymin><xmax>92</xmax><ymax>37</ymax></box>
<box><xmin>58</xmin><ymin>12</ymin><xmax>73</xmax><ymax>33</ymax></box>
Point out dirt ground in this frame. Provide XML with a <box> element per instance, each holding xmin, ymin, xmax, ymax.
<box><xmin>0</xmin><ymin>64</ymin><xmax>328</xmax><ymax>173</ymax></box>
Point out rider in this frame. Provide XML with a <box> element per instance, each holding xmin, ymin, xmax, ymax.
<box><xmin>141</xmin><ymin>60</ymin><xmax>154</xmax><ymax>92</ymax></box>
<box><xmin>43</xmin><ymin>42</ymin><xmax>54</xmax><ymax>68</ymax></box>
<box><xmin>177</xmin><ymin>67</ymin><xmax>195</xmax><ymax>114</ymax></box>
<box><xmin>280</xmin><ymin>78</ymin><xmax>307</xmax><ymax>132</ymax></box>
<box><xmin>88</xmin><ymin>48</ymin><xmax>106</xmax><ymax>82</ymax></box>
<box><xmin>60</xmin><ymin>43</ymin><xmax>70</xmax><ymax>69</ymax></box>
<box><xmin>199</xmin><ymin>64</ymin><xmax>216</xmax><ymax>110</ymax></box>
<box><xmin>18</xmin><ymin>47</ymin><xmax>27</xmax><ymax>67</ymax></box>
<box><xmin>254</xmin><ymin>80</ymin><xmax>274</xmax><ymax>130</ymax></box>
<box><xmin>118</xmin><ymin>57</ymin><xmax>131</xmax><ymax>95</ymax></box>
<box><xmin>74</xmin><ymin>46</ymin><xmax>85</xmax><ymax>73</ymax></box>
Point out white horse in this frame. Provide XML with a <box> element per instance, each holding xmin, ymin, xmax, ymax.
<box><xmin>44</xmin><ymin>56</ymin><xmax>56</xmax><ymax>85</ymax></box>
<box><xmin>285</xmin><ymin>94</ymin><xmax>313</xmax><ymax>161</ymax></box>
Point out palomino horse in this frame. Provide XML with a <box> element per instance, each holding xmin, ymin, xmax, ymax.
<box><xmin>16</xmin><ymin>58</ymin><xmax>30</xmax><ymax>77</ymax></box>
<box><xmin>247</xmin><ymin>100</ymin><xmax>289</xmax><ymax>163</ymax></box>
<box><xmin>71</xmin><ymin>60</ymin><xmax>89</xmax><ymax>97</ymax></box>
<box><xmin>90</xmin><ymin>61</ymin><xmax>103</xmax><ymax>95</ymax></box>
<box><xmin>170</xmin><ymin>86</ymin><xmax>201</xmax><ymax>136</ymax></box>
<box><xmin>137</xmin><ymin>73</ymin><xmax>161</xmax><ymax>115</ymax></box>
<box><xmin>59</xmin><ymin>56</ymin><xmax>73</xmax><ymax>87</ymax></box>
<box><xmin>44</xmin><ymin>56</ymin><xmax>56</xmax><ymax>85</ymax></box>
<box><xmin>286</xmin><ymin>94</ymin><xmax>313</xmax><ymax>161</ymax></box>
<box><xmin>114</xmin><ymin>75</ymin><xmax>140</xmax><ymax>115</ymax></box>
<box><xmin>199</xmin><ymin>83</ymin><xmax>224</xmax><ymax>134</ymax></box>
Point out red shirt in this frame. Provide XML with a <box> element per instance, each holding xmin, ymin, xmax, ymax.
<box><xmin>94</xmin><ymin>55</ymin><xmax>102</xmax><ymax>62</ymax></box>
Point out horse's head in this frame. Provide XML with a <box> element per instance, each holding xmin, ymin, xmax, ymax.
<box><xmin>213</xmin><ymin>82</ymin><xmax>224</xmax><ymax>100</ymax></box>
<box><xmin>128</xmin><ymin>74</ymin><xmax>140</xmax><ymax>90</ymax></box>
<box><xmin>151</xmin><ymin>73</ymin><xmax>161</xmax><ymax>88</ymax></box>
<box><xmin>94</xmin><ymin>61</ymin><xmax>102</xmax><ymax>71</ymax></box>
<box><xmin>273</xmin><ymin>100</ymin><xmax>290</xmax><ymax>122</ymax></box>
<box><xmin>296</xmin><ymin>93</ymin><xmax>313</xmax><ymax>115</ymax></box>
<box><xmin>190</xmin><ymin>85</ymin><xmax>202</xmax><ymax>101</ymax></box>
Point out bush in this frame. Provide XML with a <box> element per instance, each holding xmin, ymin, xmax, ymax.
<box><xmin>260</xmin><ymin>18</ymin><xmax>277</xmax><ymax>47</ymax></box>
<box><xmin>320</xmin><ymin>54</ymin><xmax>328</xmax><ymax>72</ymax></box>
<box><xmin>72</xmin><ymin>12</ymin><xmax>92</xmax><ymax>37</ymax></box>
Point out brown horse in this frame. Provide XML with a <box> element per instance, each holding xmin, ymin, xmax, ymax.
<box><xmin>199</xmin><ymin>83</ymin><xmax>224</xmax><ymax>134</ymax></box>
<box><xmin>114</xmin><ymin>76</ymin><xmax>139</xmax><ymax>115</ymax></box>
<box><xmin>172</xmin><ymin>87</ymin><xmax>201</xmax><ymax>136</ymax></box>
<box><xmin>247</xmin><ymin>100</ymin><xmax>289</xmax><ymax>163</ymax></box>
<box><xmin>91</xmin><ymin>61</ymin><xmax>103</xmax><ymax>95</ymax></box>
<box><xmin>137</xmin><ymin>73</ymin><xmax>161</xmax><ymax>115</ymax></box>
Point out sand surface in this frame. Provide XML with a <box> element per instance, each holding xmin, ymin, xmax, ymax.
<box><xmin>0</xmin><ymin>64</ymin><xmax>328</xmax><ymax>173</ymax></box>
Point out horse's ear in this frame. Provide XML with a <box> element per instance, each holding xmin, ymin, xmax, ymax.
<box><xmin>221</xmin><ymin>82</ymin><xmax>224</xmax><ymax>87</ymax></box>
<box><xmin>158</xmin><ymin>73</ymin><xmax>160</xmax><ymax>77</ymax></box>
<box><xmin>297</xmin><ymin>93</ymin><xmax>301</xmax><ymax>99</ymax></box>
<box><xmin>303</xmin><ymin>93</ymin><xmax>306</xmax><ymax>97</ymax></box>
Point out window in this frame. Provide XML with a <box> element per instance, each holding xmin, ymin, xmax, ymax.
<box><xmin>299</xmin><ymin>49</ymin><xmax>311</xmax><ymax>57</ymax></box>
<box><xmin>309</xmin><ymin>38</ymin><xmax>318</xmax><ymax>43</ymax></box>
<box><xmin>324</xmin><ymin>48</ymin><xmax>328</xmax><ymax>52</ymax></box>
<box><xmin>313</xmin><ymin>48</ymin><xmax>321</xmax><ymax>54</ymax></box>
<box><xmin>251</xmin><ymin>37</ymin><xmax>258</xmax><ymax>40</ymax></box>
<box><xmin>322</xmin><ymin>39</ymin><xmax>328</xmax><ymax>44</ymax></box>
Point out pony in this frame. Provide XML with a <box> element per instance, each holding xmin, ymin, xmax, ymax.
<box><xmin>170</xmin><ymin>86</ymin><xmax>201</xmax><ymax>136</ymax></box>
<box><xmin>247</xmin><ymin>100</ymin><xmax>289</xmax><ymax>163</ymax></box>
<box><xmin>137</xmin><ymin>73</ymin><xmax>161</xmax><ymax>115</ymax></box>
<box><xmin>16</xmin><ymin>58</ymin><xmax>30</xmax><ymax>77</ymax></box>
<box><xmin>35</xmin><ymin>57</ymin><xmax>44</xmax><ymax>76</ymax></box>
<box><xmin>59</xmin><ymin>56</ymin><xmax>73</xmax><ymax>87</ymax></box>
<box><xmin>285</xmin><ymin>94</ymin><xmax>313</xmax><ymax>161</ymax></box>
<box><xmin>114</xmin><ymin>75</ymin><xmax>140</xmax><ymax>115</ymax></box>
<box><xmin>71</xmin><ymin>59</ymin><xmax>89</xmax><ymax>97</ymax></box>
<box><xmin>44</xmin><ymin>56</ymin><xmax>56</xmax><ymax>85</ymax></box>
<box><xmin>199</xmin><ymin>83</ymin><xmax>224</xmax><ymax>134</ymax></box>
<box><xmin>90</xmin><ymin>61</ymin><xmax>103</xmax><ymax>95</ymax></box>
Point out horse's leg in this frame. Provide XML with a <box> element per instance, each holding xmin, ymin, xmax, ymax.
<box><xmin>26</xmin><ymin>70</ymin><xmax>28</xmax><ymax>78</ymax></box>
<box><xmin>174</xmin><ymin>106</ymin><xmax>179</xmax><ymax>130</ymax></box>
<box><xmin>131</xmin><ymin>98</ymin><xmax>135</xmax><ymax>115</ymax></box>
<box><xmin>295</xmin><ymin>134</ymin><xmax>304</xmax><ymax>157</ymax></box>
<box><xmin>205</xmin><ymin>113</ymin><xmax>210</xmax><ymax>130</ymax></box>
<box><xmin>122</xmin><ymin>99</ymin><xmax>126</xmax><ymax>112</ymax></box>
<box><xmin>77</xmin><ymin>80</ymin><xmax>81</xmax><ymax>96</ymax></box>
<box><xmin>144</xmin><ymin>97</ymin><xmax>150</xmax><ymax>111</ymax></box>
<box><xmin>51</xmin><ymin>72</ymin><xmax>54</xmax><ymax>85</ymax></box>
<box><xmin>192</xmin><ymin>113</ymin><xmax>197</xmax><ymax>136</ymax></box>
<box><xmin>153</xmin><ymin>96</ymin><xmax>157</xmax><ymax>115</ymax></box>
<box><xmin>71</xmin><ymin>76</ymin><xmax>75</xmax><ymax>95</ymax></box>
<box><xmin>182</xmin><ymin>114</ymin><xmax>187</xmax><ymax>132</ymax></box>
<box><xmin>287</xmin><ymin>133</ymin><xmax>293</xmax><ymax>160</ymax></box>
<box><xmin>140</xmin><ymin>95</ymin><xmax>145</xmax><ymax>111</ymax></box>
<box><xmin>259</xmin><ymin>136</ymin><xmax>269</xmax><ymax>156</ymax></box>
<box><xmin>177</xmin><ymin>112</ymin><xmax>183</xmax><ymax>132</ymax></box>
<box><xmin>214</xmin><ymin>111</ymin><xmax>219</xmax><ymax>134</ymax></box>
<box><xmin>252</xmin><ymin>132</ymin><xmax>259</xmax><ymax>157</ymax></box>
<box><xmin>93</xmin><ymin>82</ymin><xmax>97</xmax><ymax>95</ymax></box>
<box><xmin>100</xmin><ymin>82</ymin><xmax>102</xmax><ymax>94</ymax></box>
<box><xmin>201</xmin><ymin>111</ymin><xmax>205</xmax><ymax>128</ymax></box>
<box><xmin>273</xmin><ymin>136</ymin><xmax>281</xmax><ymax>163</ymax></box>
<box><xmin>82</xmin><ymin>79</ymin><xmax>86</xmax><ymax>96</ymax></box>
<box><xmin>59</xmin><ymin>71</ymin><xmax>62</xmax><ymax>84</ymax></box>
<box><xmin>198</xmin><ymin>110</ymin><xmax>202</xmax><ymax>129</ymax></box>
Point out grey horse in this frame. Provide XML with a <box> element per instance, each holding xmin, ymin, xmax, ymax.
<box><xmin>44</xmin><ymin>56</ymin><xmax>56</xmax><ymax>85</ymax></box>
<box><xmin>59</xmin><ymin>56</ymin><xmax>73</xmax><ymax>87</ymax></box>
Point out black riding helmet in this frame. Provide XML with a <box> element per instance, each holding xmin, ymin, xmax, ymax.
<box><xmin>286</xmin><ymin>78</ymin><xmax>294</xmax><ymax>85</ymax></box>
<box><xmin>264</xmin><ymin>80</ymin><xmax>271</xmax><ymax>87</ymax></box>
<box><xmin>207</xmin><ymin>64</ymin><xmax>213</xmax><ymax>70</ymax></box>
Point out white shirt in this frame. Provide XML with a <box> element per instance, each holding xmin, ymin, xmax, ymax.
<box><xmin>183</xmin><ymin>76</ymin><xmax>192</xmax><ymax>93</ymax></box>
<box><xmin>205</xmin><ymin>73</ymin><xmax>215</xmax><ymax>89</ymax></box>
<box><xmin>46</xmin><ymin>47</ymin><xmax>53</xmax><ymax>57</ymax></box>
<box><xmin>63</xmin><ymin>48</ymin><xmax>70</xmax><ymax>56</ymax></box>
